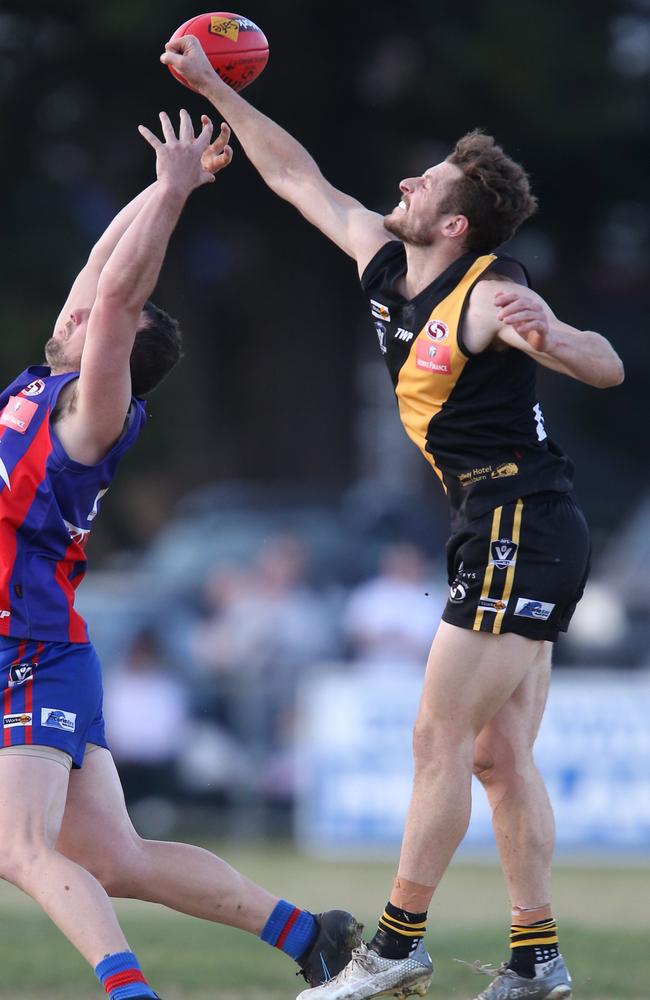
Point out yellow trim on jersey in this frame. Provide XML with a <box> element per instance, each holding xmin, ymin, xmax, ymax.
<box><xmin>473</xmin><ymin>505</ymin><xmax>503</xmax><ymax>631</ymax></box>
<box><xmin>492</xmin><ymin>498</ymin><xmax>524</xmax><ymax>635</ymax></box>
<box><xmin>395</xmin><ymin>254</ymin><xmax>497</xmax><ymax>484</ymax></box>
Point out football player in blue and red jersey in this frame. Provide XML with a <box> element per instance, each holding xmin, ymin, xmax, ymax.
<box><xmin>0</xmin><ymin>112</ymin><xmax>361</xmax><ymax>1000</ymax></box>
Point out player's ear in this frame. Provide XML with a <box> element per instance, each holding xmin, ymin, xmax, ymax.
<box><xmin>444</xmin><ymin>215</ymin><xmax>469</xmax><ymax>241</ymax></box>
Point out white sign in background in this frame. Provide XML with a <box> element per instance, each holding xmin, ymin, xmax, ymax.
<box><xmin>296</xmin><ymin>668</ymin><xmax>650</xmax><ymax>854</ymax></box>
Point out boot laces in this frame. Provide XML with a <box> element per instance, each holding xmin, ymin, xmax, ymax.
<box><xmin>454</xmin><ymin>958</ymin><xmax>518</xmax><ymax>979</ymax></box>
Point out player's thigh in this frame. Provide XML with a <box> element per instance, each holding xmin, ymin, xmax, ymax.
<box><xmin>416</xmin><ymin>621</ymin><xmax>544</xmax><ymax>745</ymax></box>
<box><xmin>0</xmin><ymin>752</ymin><xmax>70</xmax><ymax>871</ymax></box>
<box><xmin>473</xmin><ymin>640</ymin><xmax>552</xmax><ymax>774</ymax></box>
<box><xmin>57</xmin><ymin>745</ymin><xmax>141</xmax><ymax>877</ymax></box>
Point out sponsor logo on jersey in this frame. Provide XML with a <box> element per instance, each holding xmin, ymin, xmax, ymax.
<box><xmin>4</xmin><ymin>713</ymin><xmax>32</xmax><ymax>728</ymax></box>
<box><xmin>8</xmin><ymin>663</ymin><xmax>34</xmax><ymax>688</ymax></box>
<box><xmin>490</xmin><ymin>539</ymin><xmax>518</xmax><ymax>570</ymax></box>
<box><xmin>0</xmin><ymin>610</ymin><xmax>10</xmax><ymax>619</ymax></box>
<box><xmin>21</xmin><ymin>379</ymin><xmax>46</xmax><ymax>397</ymax></box>
<box><xmin>514</xmin><ymin>598</ymin><xmax>555</xmax><ymax>621</ymax></box>
<box><xmin>426</xmin><ymin>320</ymin><xmax>449</xmax><ymax>341</ymax></box>
<box><xmin>491</xmin><ymin>462</ymin><xmax>519</xmax><ymax>480</ymax></box>
<box><xmin>370</xmin><ymin>299</ymin><xmax>391</xmax><ymax>322</ymax></box>
<box><xmin>415</xmin><ymin>340</ymin><xmax>451</xmax><ymax>374</ymax></box>
<box><xmin>375</xmin><ymin>321</ymin><xmax>387</xmax><ymax>354</ymax></box>
<box><xmin>0</xmin><ymin>396</ymin><xmax>38</xmax><ymax>434</ymax></box>
<box><xmin>394</xmin><ymin>327</ymin><xmax>414</xmax><ymax>342</ymax></box>
<box><xmin>41</xmin><ymin>708</ymin><xmax>76</xmax><ymax>733</ymax></box>
<box><xmin>478</xmin><ymin>597</ymin><xmax>508</xmax><ymax>613</ymax></box>
<box><xmin>459</xmin><ymin>465</ymin><xmax>493</xmax><ymax>487</ymax></box>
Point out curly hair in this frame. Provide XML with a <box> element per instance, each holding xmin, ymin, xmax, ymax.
<box><xmin>441</xmin><ymin>130</ymin><xmax>538</xmax><ymax>252</ymax></box>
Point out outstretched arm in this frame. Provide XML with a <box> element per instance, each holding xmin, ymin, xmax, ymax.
<box><xmin>161</xmin><ymin>36</ymin><xmax>390</xmax><ymax>274</ymax></box>
<box><xmin>55</xmin><ymin>124</ymin><xmax>233</xmax><ymax>332</ymax></box>
<box><xmin>54</xmin><ymin>183</ymin><xmax>159</xmax><ymax>335</ymax></box>
<box><xmin>56</xmin><ymin>111</ymin><xmax>226</xmax><ymax>465</ymax></box>
<box><xmin>465</xmin><ymin>279</ymin><xmax>625</xmax><ymax>388</ymax></box>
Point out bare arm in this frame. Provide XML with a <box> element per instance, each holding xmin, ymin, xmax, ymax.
<box><xmin>54</xmin><ymin>183</ymin><xmax>159</xmax><ymax>335</ymax></box>
<box><xmin>56</xmin><ymin>111</ymin><xmax>221</xmax><ymax>465</ymax></box>
<box><xmin>161</xmin><ymin>36</ymin><xmax>390</xmax><ymax>274</ymax></box>
<box><xmin>464</xmin><ymin>279</ymin><xmax>625</xmax><ymax>388</ymax></box>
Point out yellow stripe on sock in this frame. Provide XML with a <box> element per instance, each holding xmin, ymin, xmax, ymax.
<box><xmin>510</xmin><ymin>935</ymin><xmax>559</xmax><ymax>948</ymax></box>
<box><xmin>381</xmin><ymin>913</ymin><xmax>427</xmax><ymax>931</ymax></box>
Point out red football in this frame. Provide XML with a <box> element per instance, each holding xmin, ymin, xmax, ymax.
<box><xmin>168</xmin><ymin>11</ymin><xmax>269</xmax><ymax>92</ymax></box>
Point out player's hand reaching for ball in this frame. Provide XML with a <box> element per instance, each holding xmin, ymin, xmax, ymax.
<box><xmin>161</xmin><ymin>35</ymin><xmax>221</xmax><ymax>95</ymax></box>
<box><xmin>495</xmin><ymin>289</ymin><xmax>550</xmax><ymax>353</ymax></box>
<box><xmin>138</xmin><ymin>110</ymin><xmax>221</xmax><ymax>193</ymax></box>
<box><xmin>200</xmin><ymin>119</ymin><xmax>233</xmax><ymax>175</ymax></box>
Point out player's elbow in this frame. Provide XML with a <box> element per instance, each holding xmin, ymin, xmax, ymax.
<box><xmin>595</xmin><ymin>356</ymin><xmax>625</xmax><ymax>388</ymax></box>
<box><xmin>94</xmin><ymin>275</ymin><xmax>144</xmax><ymax>322</ymax></box>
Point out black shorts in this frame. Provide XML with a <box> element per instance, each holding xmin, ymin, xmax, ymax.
<box><xmin>442</xmin><ymin>492</ymin><xmax>591</xmax><ymax>642</ymax></box>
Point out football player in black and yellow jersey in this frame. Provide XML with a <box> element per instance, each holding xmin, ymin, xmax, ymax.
<box><xmin>163</xmin><ymin>37</ymin><xmax>624</xmax><ymax>1000</ymax></box>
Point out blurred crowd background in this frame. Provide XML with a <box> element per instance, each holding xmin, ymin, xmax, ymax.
<box><xmin>0</xmin><ymin>0</ymin><xmax>649</xmax><ymax>848</ymax></box>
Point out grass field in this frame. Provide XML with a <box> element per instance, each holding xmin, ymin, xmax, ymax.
<box><xmin>0</xmin><ymin>845</ymin><xmax>647</xmax><ymax>999</ymax></box>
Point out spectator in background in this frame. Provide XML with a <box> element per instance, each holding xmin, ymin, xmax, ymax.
<box><xmin>190</xmin><ymin>534</ymin><xmax>338</xmax><ymax>676</ymax></box>
<box><xmin>104</xmin><ymin>627</ymin><xmax>190</xmax><ymax>804</ymax></box>
<box><xmin>343</xmin><ymin>542</ymin><xmax>446</xmax><ymax>666</ymax></box>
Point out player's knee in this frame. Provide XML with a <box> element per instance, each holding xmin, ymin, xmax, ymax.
<box><xmin>0</xmin><ymin>838</ymin><xmax>51</xmax><ymax>886</ymax></box>
<box><xmin>473</xmin><ymin>736</ymin><xmax>532</xmax><ymax>786</ymax></box>
<box><xmin>86</xmin><ymin>834</ymin><xmax>147</xmax><ymax>897</ymax></box>
<box><xmin>412</xmin><ymin>717</ymin><xmax>472</xmax><ymax>770</ymax></box>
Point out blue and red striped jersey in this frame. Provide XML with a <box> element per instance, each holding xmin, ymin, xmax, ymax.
<box><xmin>0</xmin><ymin>366</ymin><xmax>146</xmax><ymax>642</ymax></box>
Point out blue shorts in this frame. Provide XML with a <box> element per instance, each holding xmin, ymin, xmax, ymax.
<box><xmin>0</xmin><ymin>637</ymin><xmax>108</xmax><ymax>768</ymax></box>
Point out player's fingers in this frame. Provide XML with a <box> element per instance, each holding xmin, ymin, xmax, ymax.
<box><xmin>499</xmin><ymin>302</ymin><xmax>538</xmax><ymax>319</ymax></box>
<box><xmin>198</xmin><ymin>169</ymin><xmax>216</xmax><ymax>186</ymax></box>
<box><xmin>165</xmin><ymin>35</ymin><xmax>197</xmax><ymax>54</ymax></box>
<box><xmin>159</xmin><ymin>111</ymin><xmax>176</xmax><ymax>143</ymax></box>
<box><xmin>213</xmin><ymin>145</ymin><xmax>233</xmax><ymax>170</ymax></box>
<box><xmin>203</xmin><ymin>118</ymin><xmax>230</xmax><ymax>151</ymax></box>
<box><xmin>493</xmin><ymin>290</ymin><xmax>519</xmax><ymax>305</ymax></box>
<box><xmin>500</xmin><ymin>309</ymin><xmax>539</xmax><ymax>325</ymax></box>
<box><xmin>514</xmin><ymin>320</ymin><xmax>545</xmax><ymax>335</ymax></box>
<box><xmin>137</xmin><ymin>124</ymin><xmax>161</xmax><ymax>149</ymax></box>
<box><xmin>197</xmin><ymin>115</ymin><xmax>214</xmax><ymax>149</ymax></box>
<box><xmin>178</xmin><ymin>107</ymin><xmax>194</xmax><ymax>143</ymax></box>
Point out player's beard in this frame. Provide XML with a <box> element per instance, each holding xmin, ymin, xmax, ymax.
<box><xmin>383</xmin><ymin>209</ymin><xmax>438</xmax><ymax>247</ymax></box>
<box><xmin>44</xmin><ymin>337</ymin><xmax>68</xmax><ymax>369</ymax></box>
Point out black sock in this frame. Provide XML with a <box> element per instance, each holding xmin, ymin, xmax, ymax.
<box><xmin>369</xmin><ymin>901</ymin><xmax>427</xmax><ymax>960</ymax></box>
<box><xmin>507</xmin><ymin>918</ymin><xmax>559</xmax><ymax>978</ymax></box>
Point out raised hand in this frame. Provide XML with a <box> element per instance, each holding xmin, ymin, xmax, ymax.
<box><xmin>495</xmin><ymin>289</ymin><xmax>550</xmax><ymax>353</ymax></box>
<box><xmin>200</xmin><ymin>118</ymin><xmax>233</xmax><ymax>175</ymax></box>
<box><xmin>161</xmin><ymin>35</ymin><xmax>221</xmax><ymax>94</ymax></box>
<box><xmin>138</xmin><ymin>110</ymin><xmax>218</xmax><ymax>193</ymax></box>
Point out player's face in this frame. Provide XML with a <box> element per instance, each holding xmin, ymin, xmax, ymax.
<box><xmin>384</xmin><ymin>160</ymin><xmax>465</xmax><ymax>246</ymax></box>
<box><xmin>44</xmin><ymin>308</ymin><xmax>91</xmax><ymax>371</ymax></box>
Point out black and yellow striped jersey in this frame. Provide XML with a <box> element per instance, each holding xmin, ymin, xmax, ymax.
<box><xmin>360</xmin><ymin>242</ymin><xmax>574</xmax><ymax>525</ymax></box>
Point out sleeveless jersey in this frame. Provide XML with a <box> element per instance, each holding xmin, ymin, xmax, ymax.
<box><xmin>0</xmin><ymin>366</ymin><xmax>146</xmax><ymax>642</ymax></box>
<box><xmin>360</xmin><ymin>243</ymin><xmax>574</xmax><ymax>525</ymax></box>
